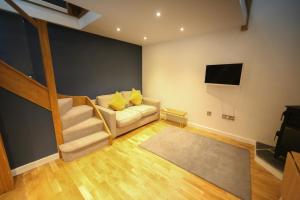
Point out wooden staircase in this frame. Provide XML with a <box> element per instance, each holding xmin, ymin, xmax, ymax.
<box><xmin>58</xmin><ymin>97</ymin><xmax>112</xmax><ymax>161</ymax></box>
<box><xmin>0</xmin><ymin>58</ymin><xmax>113</xmax><ymax>163</ymax></box>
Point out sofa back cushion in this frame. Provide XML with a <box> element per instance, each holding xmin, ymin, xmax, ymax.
<box><xmin>96</xmin><ymin>94</ymin><xmax>114</xmax><ymax>108</ymax></box>
<box><xmin>121</xmin><ymin>91</ymin><xmax>133</xmax><ymax>107</ymax></box>
<box><xmin>97</xmin><ymin>90</ymin><xmax>143</xmax><ymax>108</ymax></box>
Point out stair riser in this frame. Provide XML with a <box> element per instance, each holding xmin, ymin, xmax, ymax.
<box><xmin>58</xmin><ymin>99</ymin><xmax>73</xmax><ymax>116</ymax></box>
<box><xmin>62</xmin><ymin>110</ymin><xmax>93</xmax><ymax>129</ymax></box>
<box><xmin>61</xmin><ymin>139</ymin><xmax>109</xmax><ymax>162</ymax></box>
<box><xmin>63</xmin><ymin>123</ymin><xmax>104</xmax><ymax>143</ymax></box>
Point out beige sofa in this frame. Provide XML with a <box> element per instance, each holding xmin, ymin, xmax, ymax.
<box><xmin>95</xmin><ymin>91</ymin><xmax>160</xmax><ymax>138</ymax></box>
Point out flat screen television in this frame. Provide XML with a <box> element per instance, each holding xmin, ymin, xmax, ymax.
<box><xmin>205</xmin><ymin>63</ymin><xmax>243</xmax><ymax>85</ymax></box>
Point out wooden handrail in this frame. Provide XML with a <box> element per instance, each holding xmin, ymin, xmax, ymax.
<box><xmin>0</xmin><ymin>59</ymin><xmax>51</xmax><ymax>110</ymax></box>
<box><xmin>70</xmin><ymin>96</ymin><xmax>113</xmax><ymax>144</ymax></box>
<box><xmin>85</xmin><ymin>97</ymin><xmax>113</xmax><ymax>144</ymax></box>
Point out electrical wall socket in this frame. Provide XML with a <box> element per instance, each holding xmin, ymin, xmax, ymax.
<box><xmin>207</xmin><ymin>111</ymin><xmax>212</xmax><ymax>116</ymax></box>
<box><xmin>222</xmin><ymin>114</ymin><xmax>235</xmax><ymax>121</ymax></box>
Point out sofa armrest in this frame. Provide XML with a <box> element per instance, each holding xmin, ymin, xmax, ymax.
<box><xmin>143</xmin><ymin>97</ymin><xmax>161</xmax><ymax>111</ymax></box>
<box><xmin>96</xmin><ymin>105</ymin><xmax>117</xmax><ymax>138</ymax></box>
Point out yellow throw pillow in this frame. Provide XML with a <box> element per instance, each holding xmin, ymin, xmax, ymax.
<box><xmin>130</xmin><ymin>88</ymin><xmax>143</xmax><ymax>105</ymax></box>
<box><xmin>108</xmin><ymin>92</ymin><xmax>126</xmax><ymax>111</ymax></box>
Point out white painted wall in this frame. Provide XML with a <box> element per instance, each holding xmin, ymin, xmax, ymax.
<box><xmin>143</xmin><ymin>0</ymin><xmax>300</xmax><ymax>145</ymax></box>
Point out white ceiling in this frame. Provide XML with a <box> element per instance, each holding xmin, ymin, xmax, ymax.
<box><xmin>66</xmin><ymin>0</ymin><xmax>244</xmax><ymax>46</ymax></box>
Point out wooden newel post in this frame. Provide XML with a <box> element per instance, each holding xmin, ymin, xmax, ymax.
<box><xmin>0</xmin><ymin>134</ymin><xmax>14</xmax><ymax>194</ymax></box>
<box><xmin>36</xmin><ymin>20</ymin><xmax>64</xmax><ymax>146</ymax></box>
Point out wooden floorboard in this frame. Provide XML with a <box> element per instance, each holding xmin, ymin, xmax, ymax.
<box><xmin>0</xmin><ymin>121</ymin><xmax>281</xmax><ymax>200</ymax></box>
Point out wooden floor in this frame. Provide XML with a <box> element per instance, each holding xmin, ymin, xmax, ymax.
<box><xmin>0</xmin><ymin>121</ymin><xmax>281</xmax><ymax>200</ymax></box>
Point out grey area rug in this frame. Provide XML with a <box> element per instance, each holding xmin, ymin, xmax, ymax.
<box><xmin>140</xmin><ymin>127</ymin><xmax>251</xmax><ymax>200</ymax></box>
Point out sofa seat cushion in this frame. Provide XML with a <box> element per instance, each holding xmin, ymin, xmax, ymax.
<box><xmin>116</xmin><ymin>109</ymin><xmax>142</xmax><ymax>128</ymax></box>
<box><xmin>128</xmin><ymin>105</ymin><xmax>157</xmax><ymax>117</ymax></box>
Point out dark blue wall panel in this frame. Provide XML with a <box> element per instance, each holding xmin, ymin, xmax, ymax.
<box><xmin>0</xmin><ymin>11</ymin><xmax>34</xmax><ymax>76</ymax></box>
<box><xmin>21</xmin><ymin>19</ymin><xmax>142</xmax><ymax>98</ymax></box>
<box><xmin>24</xmin><ymin>21</ymin><xmax>46</xmax><ymax>85</ymax></box>
<box><xmin>48</xmin><ymin>24</ymin><xmax>142</xmax><ymax>98</ymax></box>
<box><xmin>0</xmin><ymin>89</ymin><xmax>57</xmax><ymax>169</ymax></box>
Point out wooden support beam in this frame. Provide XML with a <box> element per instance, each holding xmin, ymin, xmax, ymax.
<box><xmin>4</xmin><ymin>0</ymin><xmax>38</xmax><ymax>28</ymax></box>
<box><xmin>0</xmin><ymin>134</ymin><xmax>14</xmax><ymax>195</ymax></box>
<box><xmin>240</xmin><ymin>0</ymin><xmax>252</xmax><ymax>31</ymax></box>
<box><xmin>36</xmin><ymin>20</ymin><xmax>64</xmax><ymax>146</ymax></box>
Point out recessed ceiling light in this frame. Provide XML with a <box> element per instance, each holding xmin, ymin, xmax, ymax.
<box><xmin>116</xmin><ymin>27</ymin><xmax>121</xmax><ymax>32</ymax></box>
<box><xmin>156</xmin><ymin>11</ymin><xmax>161</xmax><ymax>17</ymax></box>
<box><xmin>144</xmin><ymin>36</ymin><xmax>148</xmax><ymax>40</ymax></box>
<box><xmin>180</xmin><ymin>27</ymin><xmax>184</xmax><ymax>32</ymax></box>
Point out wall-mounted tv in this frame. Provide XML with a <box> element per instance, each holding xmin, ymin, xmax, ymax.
<box><xmin>205</xmin><ymin>63</ymin><xmax>243</xmax><ymax>85</ymax></box>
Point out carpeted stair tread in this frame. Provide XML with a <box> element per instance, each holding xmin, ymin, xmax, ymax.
<box><xmin>58</xmin><ymin>98</ymin><xmax>73</xmax><ymax>116</ymax></box>
<box><xmin>59</xmin><ymin>131</ymin><xmax>109</xmax><ymax>153</ymax></box>
<box><xmin>61</xmin><ymin>105</ymin><xmax>93</xmax><ymax>129</ymax></box>
<box><xmin>63</xmin><ymin>117</ymin><xmax>104</xmax><ymax>142</ymax></box>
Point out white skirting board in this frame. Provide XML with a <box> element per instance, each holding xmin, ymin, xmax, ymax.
<box><xmin>11</xmin><ymin>153</ymin><xmax>59</xmax><ymax>176</ymax></box>
<box><xmin>187</xmin><ymin>121</ymin><xmax>256</xmax><ymax>145</ymax></box>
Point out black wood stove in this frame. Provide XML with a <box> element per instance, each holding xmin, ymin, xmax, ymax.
<box><xmin>274</xmin><ymin>106</ymin><xmax>300</xmax><ymax>158</ymax></box>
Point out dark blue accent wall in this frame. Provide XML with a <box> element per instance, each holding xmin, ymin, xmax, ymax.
<box><xmin>0</xmin><ymin>10</ymin><xmax>142</xmax><ymax>168</ymax></box>
<box><xmin>0</xmin><ymin>89</ymin><xmax>57</xmax><ymax>169</ymax></box>
<box><xmin>0</xmin><ymin>11</ymin><xmax>34</xmax><ymax>76</ymax></box>
<box><xmin>22</xmin><ymin>19</ymin><xmax>142</xmax><ymax>98</ymax></box>
<box><xmin>24</xmin><ymin>20</ymin><xmax>46</xmax><ymax>85</ymax></box>
<box><xmin>48</xmin><ymin>24</ymin><xmax>142</xmax><ymax>98</ymax></box>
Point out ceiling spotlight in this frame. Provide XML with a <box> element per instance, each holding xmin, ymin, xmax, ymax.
<box><xmin>116</xmin><ymin>27</ymin><xmax>121</xmax><ymax>32</ymax></box>
<box><xmin>156</xmin><ymin>11</ymin><xmax>161</xmax><ymax>17</ymax></box>
<box><xmin>180</xmin><ymin>27</ymin><xmax>184</xmax><ymax>32</ymax></box>
<box><xmin>144</xmin><ymin>36</ymin><xmax>147</xmax><ymax>40</ymax></box>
